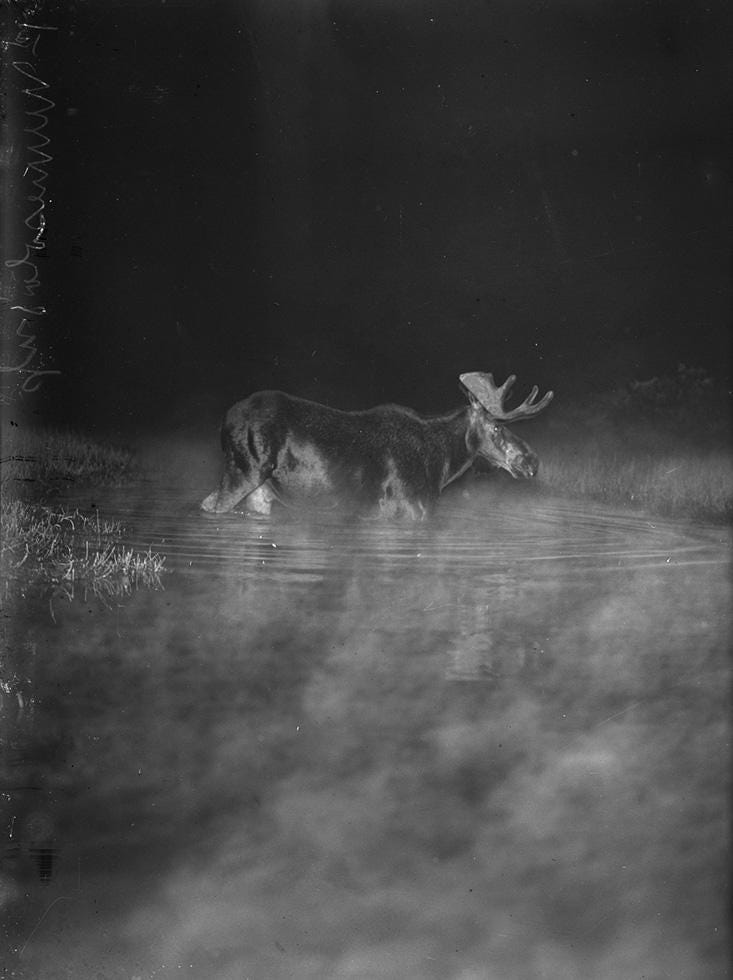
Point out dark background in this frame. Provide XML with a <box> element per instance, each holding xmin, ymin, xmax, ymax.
<box><xmin>12</xmin><ymin>0</ymin><xmax>733</xmax><ymax>433</ymax></box>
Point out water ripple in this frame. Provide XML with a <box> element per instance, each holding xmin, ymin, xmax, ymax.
<box><xmin>60</xmin><ymin>484</ymin><xmax>728</xmax><ymax>581</ymax></box>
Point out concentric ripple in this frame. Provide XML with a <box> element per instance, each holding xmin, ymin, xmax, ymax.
<box><xmin>62</xmin><ymin>481</ymin><xmax>729</xmax><ymax>584</ymax></box>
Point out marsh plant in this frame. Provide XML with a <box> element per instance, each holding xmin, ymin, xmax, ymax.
<box><xmin>535</xmin><ymin>366</ymin><xmax>732</xmax><ymax>522</ymax></box>
<box><xmin>1</xmin><ymin>429</ymin><xmax>166</xmax><ymax>600</ymax></box>
<box><xmin>0</xmin><ymin>500</ymin><xmax>166</xmax><ymax>599</ymax></box>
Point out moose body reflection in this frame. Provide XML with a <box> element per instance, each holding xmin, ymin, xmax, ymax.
<box><xmin>201</xmin><ymin>372</ymin><xmax>553</xmax><ymax>518</ymax></box>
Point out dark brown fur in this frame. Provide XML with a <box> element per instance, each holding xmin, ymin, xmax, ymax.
<box><xmin>201</xmin><ymin>389</ymin><xmax>545</xmax><ymax>519</ymax></box>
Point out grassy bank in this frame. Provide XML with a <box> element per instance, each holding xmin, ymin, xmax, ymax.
<box><xmin>538</xmin><ymin>442</ymin><xmax>732</xmax><ymax>521</ymax></box>
<box><xmin>1</xmin><ymin>428</ymin><xmax>165</xmax><ymax>598</ymax></box>
<box><xmin>1</xmin><ymin>426</ymin><xmax>136</xmax><ymax>495</ymax></box>
<box><xmin>533</xmin><ymin>366</ymin><xmax>732</xmax><ymax>523</ymax></box>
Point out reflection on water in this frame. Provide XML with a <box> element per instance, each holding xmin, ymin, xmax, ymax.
<box><xmin>2</xmin><ymin>483</ymin><xmax>729</xmax><ymax>979</ymax></box>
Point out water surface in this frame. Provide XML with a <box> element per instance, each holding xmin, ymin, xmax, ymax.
<box><xmin>2</xmin><ymin>482</ymin><xmax>729</xmax><ymax>979</ymax></box>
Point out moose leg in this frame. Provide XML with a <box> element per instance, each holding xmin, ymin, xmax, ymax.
<box><xmin>201</xmin><ymin>452</ymin><xmax>263</xmax><ymax>513</ymax></box>
<box><xmin>377</xmin><ymin>462</ymin><xmax>430</xmax><ymax>521</ymax></box>
<box><xmin>244</xmin><ymin>481</ymin><xmax>277</xmax><ymax>515</ymax></box>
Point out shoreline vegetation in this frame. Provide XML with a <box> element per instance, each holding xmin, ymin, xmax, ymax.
<box><xmin>533</xmin><ymin>365</ymin><xmax>732</xmax><ymax>525</ymax></box>
<box><xmin>1</xmin><ymin>428</ymin><xmax>166</xmax><ymax>601</ymax></box>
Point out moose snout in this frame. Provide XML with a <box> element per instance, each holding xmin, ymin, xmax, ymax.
<box><xmin>511</xmin><ymin>449</ymin><xmax>539</xmax><ymax>479</ymax></box>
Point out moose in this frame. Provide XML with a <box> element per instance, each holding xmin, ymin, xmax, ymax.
<box><xmin>201</xmin><ymin>372</ymin><xmax>553</xmax><ymax>519</ymax></box>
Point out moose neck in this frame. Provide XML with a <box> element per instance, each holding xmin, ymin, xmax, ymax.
<box><xmin>427</xmin><ymin>406</ymin><xmax>478</xmax><ymax>490</ymax></box>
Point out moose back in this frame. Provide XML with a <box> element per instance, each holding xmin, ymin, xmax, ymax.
<box><xmin>201</xmin><ymin>372</ymin><xmax>553</xmax><ymax>519</ymax></box>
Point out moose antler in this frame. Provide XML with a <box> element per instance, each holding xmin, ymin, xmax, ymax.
<box><xmin>459</xmin><ymin>372</ymin><xmax>553</xmax><ymax>421</ymax></box>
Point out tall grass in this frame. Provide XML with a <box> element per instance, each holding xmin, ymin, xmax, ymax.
<box><xmin>0</xmin><ymin>499</ymin><xmax>166</xmax><ymax>599</ymax></box>
<box><xmin>539</xmin><ymin>443</ymin><xmax>733</xmax><ymax>522</ymax></box>
<box><xmin>1</xmin><ymin>426</ymin><xmax>136</xmax><ymax>495</ymax></box>
<box><xmin>534</xmin><ymin>366</ymin><xmax>733</xmax><ymax>522</ymax></box>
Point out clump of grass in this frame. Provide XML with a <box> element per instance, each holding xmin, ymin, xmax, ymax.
<box><xmin>0</xmin><ymin>499</ymin><xmax>166</xmax><ymax>599</ymax></box>
<box><xmin>56</xmin><ymin>541</ymin><xmax>167</xmax><ymax>600</ymax></box>
<box><xmin>536</xmin><ymin>367</ymin><xmax>733</xmax><ymax>522</ymax></box>
<box><xmin>1</xmin><ymin>427</ymin><xmax>136</xmax><ymax>495</ymax></box>
<box><xmin>0</xmin><ymin>427</ymin><xmax>168</xmax><ymax>599</ymax></box>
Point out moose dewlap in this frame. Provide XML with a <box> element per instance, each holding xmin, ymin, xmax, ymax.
<box><xmin>201</xmin><ymin>373</ymin><xmax>553</xmax><ymax>519</ymax></box>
